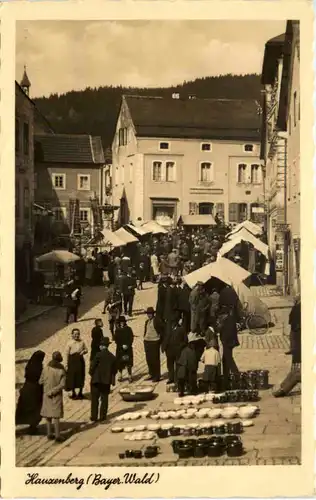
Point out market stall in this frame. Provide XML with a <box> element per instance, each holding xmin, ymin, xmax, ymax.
<box><xmin>141</xmin><ymin>220</ymin><xmax>168</xmax><ymax>235</ymax></box>
<box><xmin>178</xmin><ymin>214</ymin><xmax>216</xmax><ymax>229</ymax></box>
<box><xmin>114</xmin><ymin>227</ymin><xmax>139</xmax><ymax>244</ymax></box>
<box><xmin>227</xmin><ymin>220</ymin><xmax>262</xmax><ymax>238</ymax></box>
<box><xmin>125</xmin><ymin>223</ymin><xmax>151</xmax><ymax>237</ymax></box>
<box><xmin>219</xmin><ymin>229</ymin><xmax>269</xmax><ymax>259</ymax></box>
<box><xmin>183</xmin><ymin>257</ymin><xmax>250</xmax><ymax>289</ymax></box>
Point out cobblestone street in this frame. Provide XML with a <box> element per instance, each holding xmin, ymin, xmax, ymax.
<box><xmin>16</xmin><ymin>284</ymin><xmax>300</xmax><ymax>467</ymax></box>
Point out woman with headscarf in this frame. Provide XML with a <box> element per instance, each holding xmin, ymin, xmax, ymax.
<box><xmin>65</xmin><ymin>328</ymin><xmax>88</xmax><ymax>400</ymax></box>
<box><xmin>40</xmin><ymin>351</ymin><xmax>66</xmax><ymax>442</ymax></box>
<box><xmin>16</xmin><ymin>350</ymin><xmax>45</xmax><ymax>435</ymax></box>
<box><xmin>114</xmin><ymin>316</ymin><xmax>134</xmax><ymax>382</ymax></box>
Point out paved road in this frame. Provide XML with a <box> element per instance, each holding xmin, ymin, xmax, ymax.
<box><xmin>16</xmin><ymin>284</ymin><xmax>300</xmax><ymax>467</ymax></box>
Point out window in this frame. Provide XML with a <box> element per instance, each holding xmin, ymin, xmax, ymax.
<box><xmin>189</xmin><ymin>202</ymin><xmax>198</xmax><ymax>215</ymax></box>
<box><xmin>52</xmin><ymin>173</ymin><xmax>66</xmax><ymax>190</ymax></box>
<box><xmin>15</xmin><ymin>118</ymin><xmax>19</xmax><ymax>152</ymax></box>
<box><xmin>200</xmin><ymin>162</ymin><xmax>213</xmax><ymax>182</ymax></box>
<box><xmin>166</xmin><ymin>161</ymin><xmax>175</xmax><ymax>182</ymax></box>
<box><xmin>244</xmin><ymin>144</ymin><xmax>254</xmax><ymax>152</ymax></box>
<box><xmin>153</xmin><ymin>161</ymin><xmax>163</xmax><ymax>181</ymax></box>
<box><xmin>216</xmin><ymin>202</ymin><xmax>225</xmax><ymax>221</ymax></box>
<box><xmin>229</xmin><ymin>203</ymin><xmax>248</xmax><ymax>223</ymax></box>
<box><xmin>199</xmin><ymin>202</ymin><xmax>213</xmax><ymax>215</ymax></box>
<box><xmin>251</xmin><ymin>164</ymin><xmax>261</xmax><ymax>184</ymax></box>
<box><xmin>238</xmin><ymin>203</ymin><xmax>248</xmax><ymax>222</ymax></box>
<box><xmin>118</xmin><ymin>127</ymin><xmax>128</xmax><ymax>146</ymax></box>
<box><xmin>159</xmin><ymin>142</ymin><xmax>169</xmax><ymax>150</ymax></box>
<box><xmin>237</xmin><ymin>163</ymin><xmax>247</xmax><ymax>183</ymax></box>
<box><xmin>23</xmin><ymin>122</ymin><xmax>29</xmax><ymax>156</ymax></box>
<box><xmin>78</xmin><ymin>174</ymin><xmax>90</xmax><ymax>190</ymax></box>
<box><xmin>53</xmin><ymin>208</ymin><xmax>66</xmax><ymax>222</ymax></box>
<box><xmin>294</xmin><ymin>91</ymin><xmax>297</xmax><ymax>127</ymax></box>
<box><xmin>79</xmin><ymin>209</ymin><xmax>90</xmax><ymax>222</ymax></box>
<box><xmin>201</xmin><ymin>143</ymin><xmax>212</xmax><ymax>152</ymax></box>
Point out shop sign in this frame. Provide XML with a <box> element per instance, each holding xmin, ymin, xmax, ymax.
<box><xmin>275</xmin><ymin>248</ymin><xmax>284</xmax><ymax>271</ymax></box>
<box><xmin>251</xmin><ymin>207</ymin><xmax>265</xmax><ymax>213</ymax></box>
<box><xmin>275</xmin><ymin>223</ymin><xmax>289</xmax><ymax>232</ymax></box>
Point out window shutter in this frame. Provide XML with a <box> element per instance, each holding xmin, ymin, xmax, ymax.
<box><xmin>216</xmin><ymin>203</ymin><xmax>225</xmax><ymax>220</ymax></box>
<box><xmin>189</xmin><ymin>202</ymin><xmax>198</xmax><ymax>215</ymax></box>
<box><xmin>229</xmin><ymin>203</ymin><xmax>238</xmax><ymax>222</ymax></box>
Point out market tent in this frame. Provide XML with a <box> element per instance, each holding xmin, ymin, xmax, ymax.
<box><xmin>125</xmin><ymin>223</ymin><xmax>151</xmax><ymax>236</ymax></box>
<box><xmin>114</xmin><ymin>227</ymin><xmax>138</xmax><ymax>244</ymax></box>
<box><xmin>142</xmin><ymin>220</ymin><xmax>168</xmax><ymax>234</ymax></box>
<box><xmin>36</xmin><ymin>250</ymin><xmax>80</xmax><ymax>265</ymax></box>
<box><xmin>184</xmin><ymin>257</ymin><xmax>250</xmax><ymax>289</ymax></box>
<box><xmin>100</xmin><ymin>229</ymin><xmax>126</xmax><ymax>248</ymax></box>
<box><xmin>235</xmin><ymin>282</ymin><xmax>272</xmax><ymax>325</ymax></box>
<box><xmin>228</xmin><ymin>220</ymin><xmax>262</xmax><ymax>237</ymax></box>
<box><xmin>178</xmin><ymin>214</ymin><xmax>216</xmax><ymax>226</ymax></box>
<box><xmin>218</xmin><ymin>228</ymin><xmax>269</xmax><ymax>258</ymax></box>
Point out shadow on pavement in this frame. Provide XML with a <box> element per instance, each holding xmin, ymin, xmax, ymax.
<box><xmin>16</xmin><ymin>286</ymin><xmax>106</xmax><ymax>350</ymax></box>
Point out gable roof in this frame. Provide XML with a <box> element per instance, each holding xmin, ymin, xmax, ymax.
<box><xmin>124</xmin><ymin>96</ymin><xmax>261</xmax><ymax>141</ymax></box>
<box><xmin>34</xmin><ymin>134</ymin><xmax>105</xmax><ymax>164</ymax></box>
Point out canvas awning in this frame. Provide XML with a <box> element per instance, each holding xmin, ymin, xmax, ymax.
<box><xmin>100</xmin><ymin>229</ymin><xmax>126</xmax><ymax>248</ymax></box>
<box><xmin>36</xmin><ymin>250</ymin><xmax>80</xmax><ymax>265</ymax></box>
<box><xmin>178</xmin><ymin>214</ymin><xmax>216</xmax><ymax>226</ymax></box>
<box><xmin>228</xmin><ymin>220</ymin><xmax>262</xmax><ymax>237</ymax></box>
<box><xmin>183</xmin><ymin>257</ymin><xmax>251</xmax><ymax>289</ymax></box>
<box><xmin>219</xmin><ymin>228</ymin><xmax>269</xmax><ymax>258</ymax></box>
<box><xmin>235</xmin><ymin>282</ymin><xmax>272</xmax><ymax>325</ymax></box>
<box><xmin>125</xmin><ymin>224</ymin><xmax>150</xmax><ymax>236</ymax></box>
<box><xmin>142</xmin><ymin>220</ymin><xmax>168</xmax><ymax>234</ymax></box>
<box><xmin>114</xmin><ymin>227</ymin><xmax>138</xmax><ymax>244</ymax></box>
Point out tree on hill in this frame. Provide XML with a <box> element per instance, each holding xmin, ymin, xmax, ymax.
<box><xmin>34</xmin><ymin>73</ymin><xmax>261</xmax><ymax>153</ymax></box>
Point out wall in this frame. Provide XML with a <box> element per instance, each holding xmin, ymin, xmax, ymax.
<box><xmin>15</xmin><ymin>86</ymin><xmax>34</xmax><ymax>249</ymax></box>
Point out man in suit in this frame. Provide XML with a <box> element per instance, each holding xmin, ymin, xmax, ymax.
<box><xmin>162</xmin><ymin>317</ymin><xmax>188</xmax><ymax>384</ymax></box>
<box><xmin>89</xmin><ymin>337</ymin><xmax>117</xmax><ymax>422</ymax></box>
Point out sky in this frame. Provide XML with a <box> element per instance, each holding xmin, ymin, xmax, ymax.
<box><xmin>16</xmin><ymin>20</ymin><xmax>286</xmax><ymax>98</ymax></box>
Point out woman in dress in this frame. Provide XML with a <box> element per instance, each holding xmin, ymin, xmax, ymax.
<box><xmin>16</xmin><ymin>350</ymin><xmax>45</xmax><ymax>435</ymax></box>
<box><xmin>114</xmin><ymin>316</ymin><xmax>134</xmax><ymax>382</ymax></box>
<box><xmin>65</xmin><ymin>328</ymin><xmax>88</xmax><ymax>399</ymax></box>
<box><xmin>40</xmin><ymin>351</ymin><xmax>66</xmax><ymax>442</ymax></box>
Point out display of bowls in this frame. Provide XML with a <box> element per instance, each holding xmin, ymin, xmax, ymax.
<box><xmin>150</xmin><ymin>414</ymin><xmax>159</xmax><ymax>420</ymax></box>
<box><xmin>147</xmin><ymin>424</ymin><xmax>161</xmax><ymax>431</ymax></box>
<box><xmin>161</xmin><ymin>423</ymin><xmax>173</xmax><ymax>431</ymax></box>
<box><xmin>241</xmin><ymin>420</ymin><xmax>254</xmax><ymax>427</ymax></box>
<box><xmin>134</xmin><ymin>425</ymin><xmax>147</xmax><ymax>432</ymax></box>
<box><xmin>208</xmin><ymin>409</ymin><xmax>222</xmax><ymax>419</ymax></box>
<box><xmin>221</xmin><ymin>406</ymin><xmax>239</xmax><ymax>419</ymax></box>
<box><xmin>111</xmin><ymin>427</ymin><xmax>123</xmax><ymax>433</ymax></box>
<box><xmin>238</xmin><ymin>405</ymin><xmax>258</xmax><ymax>419</ymax></box>
<box><xmin>124</xmin><ymin>427</ymin><xmax>135</xmax><ymax>433</ymax></box>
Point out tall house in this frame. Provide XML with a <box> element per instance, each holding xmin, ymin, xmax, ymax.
<box><xmin>34</xmin><ymin>134</ymin><xmax>105</xmax><ymax>238</ymax></box>
<box><xmin>112</xmin><ymin>95</ymin><xmax>264</xmax><ymax>228</ymax></box>
<box><xmin>261</xmin><ymin>21</ymin><xmax>300</xmax><ymax>294</ymax></box>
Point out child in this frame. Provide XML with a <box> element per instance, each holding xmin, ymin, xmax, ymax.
<box><xmin>201</xmin><ymin>338</ymin><xmax>221</xmax><ymax>393</ymax></box>
<box><xmin>137</xmin><ymin>262</ymin><xmax>145</xmax><ymax>290</ymax></box>
<box><xmin>176</xmin><ymin>335</ymin><xmax>198</xmax><ymax>397</ymax></box>
<box><xmin>107</xmin><ymin>288</ymin><xmax>122</xmax><ymax>340</ymax></box>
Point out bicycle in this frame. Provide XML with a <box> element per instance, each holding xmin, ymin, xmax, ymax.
<box><xmin>237</xmin><ymin>302</ymin><xmax>269</xmax><ymax>335</ymax></box>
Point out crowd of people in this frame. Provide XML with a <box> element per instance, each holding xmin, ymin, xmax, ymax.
<box><xmin>16</xmin><ymin>223</ymin><xmax>300</xmax><ymax>443</ymax></box>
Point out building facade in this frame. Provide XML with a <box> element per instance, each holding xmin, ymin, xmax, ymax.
<box><xmin>34</xmin><ymin>134</ymin><xmax>105</xmax><ymax>240</ymax></box>
<box><xmin>260</xmin><ymin>22</ymin><xmax>300</xmax><ymax>294</ymax></box>
<box><xmin>112</xmin><ymin>95</ymin><xmax>264</xmax><ymax>228</ymax></box>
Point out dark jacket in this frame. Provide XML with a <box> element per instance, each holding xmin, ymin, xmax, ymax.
<box><xmin>162</xmin><ymin>324</ymin><xmax>188</xmax><ymax>356</ymax></box>
<box><xmin>219</xmin><ymin>286</ymin><xmax>242</xmax><ymax>320</ymax></box>
<box><xmin>164</xmin><ymin>285</ymin><xmax>179</xmax><ymax>321</ymax></box>
<box><xmin>177</xmin><ymin>346</ymin><xmax>198</xmax><ymax>379</ymax></box>
<box><xmin>89</xmin><ymin>349</ymin><xmax>117</xmax><ymax>385</ymax></box>
<box><xmin>217</xmin><ymin>312</ymin><xmax>239</xmax><ymax>348</ymax></box>
<box><xmin>177</xmin><ymin>286</ymin><xmax>191</xmax><ymax>313</ymax></box>
<box><xmin>90</xmin><ymin>326</ymin><xmax>104</xmax><ymax>359</ymax></box>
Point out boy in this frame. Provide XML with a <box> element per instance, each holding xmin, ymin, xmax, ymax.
<box><xmin>176</xmin><ymin>334</ymin><xmax>198</xmax><ymax>397</ymax></box>
<box><xmin>201</xmin><ymin>338</ymin><xmax>221</xmax><ymax>393</ymax></box>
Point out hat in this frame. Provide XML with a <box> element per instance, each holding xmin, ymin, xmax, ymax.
<box><xmin>100</xmin><ymin>337</ymin><xmax>111</xmax><ymax>347</ymax></box>
<box><xmin>52</xmin><ymin>351</ymin><xmax>63</xmax><ymax>362</ymax></box>
<box><xmin>118</xmin><ymin>315</ymin><xmax>127</xmax><ymax>323</ymax></box>
<box><xmin>146</xmin><ymin>307</ymin><xmax>155</xmax><ymax>315</ymax></box>
<box><xmin>196</xmin><ymin>281</ymin><xmax>204</xmax><ymax>286</ymax></box>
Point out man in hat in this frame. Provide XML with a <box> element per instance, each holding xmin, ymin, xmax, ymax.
<box><xmin>176</xmin><ymin>333</ymin><xmax>198</xmax><ymax>397</ymax></box>
<box><xmin>143</xmin><ymin>307</ymin><xmax>164</xmax><ymax>382</ymax></box>
<box><xmin>89</xmin><ymin>337</ymin><xmax>117</xmax><ymax>423</ymax></box>
<box><xmin>189</xmin><ymin>281</ymin><xmax>203</xmax><ymax>333</ymax></box>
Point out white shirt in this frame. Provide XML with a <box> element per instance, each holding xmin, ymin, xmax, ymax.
<box><xmin>201</xmin><ymin>347</ymin><xmax>221</xmax><ymax>367</ymax></box>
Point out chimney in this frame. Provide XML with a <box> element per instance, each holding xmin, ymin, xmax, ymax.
<box><xmin>172</xmin><ymin>93</ymin><xmax>180</xmax><ymax>99</ymax></box>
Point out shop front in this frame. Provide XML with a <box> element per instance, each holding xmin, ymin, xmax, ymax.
<box><xmin>151</xmin><ymin>198</ymin><xmax>178</xmax><ymax>228</ymax></box>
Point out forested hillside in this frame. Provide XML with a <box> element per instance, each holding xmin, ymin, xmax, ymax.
<box><xmin>34</xmin><ymin>74</ymin><xmax>261</xmax><ymax>155</ymax></box>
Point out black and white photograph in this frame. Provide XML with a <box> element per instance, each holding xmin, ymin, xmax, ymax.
<box><xmin>1</xmin><ymin>2</ymin><xmax>313</xmax><ymax>497</ymax></box>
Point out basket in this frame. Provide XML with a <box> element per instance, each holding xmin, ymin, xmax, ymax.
<box><xmin>119</xmin><ymin>385</ymin><xmax>155</xmax><ymax>402</ymax></box>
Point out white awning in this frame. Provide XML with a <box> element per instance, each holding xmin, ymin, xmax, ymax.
<box><xmin>142</xmin><ymin>220</ymin><xmax>168</xmax><ymax>234</ymax></box>
<box><xmin>114</xmin><ymin>227</ymin><xmax>139</xmax><ymax>244</ymax></box>
<box><xmin>184</xmin><ymin>257</ymin><xmax>251</xmax><ymax>289</ymax></box>
<box><xmin>228</xmin><ymin>220</ymin><xmax>262</xmax><ymax>237</ymax></box>
<box><xmin>178</xmin><ymin>214</ymin><xmax>216</xmax><ymax>226</ymax></box>
<box><xmin>219</xmin><ymin>228</ymin><xmax>269</xmax><ymax>258</ymax></box>
<box><xmin>100</xmin><ymin>229</ymin><xmax>126</xmax><ymax>248</ymax></box>
<box><xmin>125</xmin><ymin>224</ymin><xmax>149</xmax><ymax>236</ymax></box>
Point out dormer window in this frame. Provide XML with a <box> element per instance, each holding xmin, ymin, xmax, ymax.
<box><xmin>201</xmin><ymin>143</ymin><xmax>212</xmax><ymax>152</ymax></box>
<box><xmin>159</xmin><ymin>142</ymin><xmax>169</xmax><ymax>150</ymax></box>
<box><xmin>244</xmin><ymin>144</ymin><xmax>254</xmax><ymax>153</ymax></box>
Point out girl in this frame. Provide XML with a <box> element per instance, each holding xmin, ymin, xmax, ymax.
<box><xmin>65</xmin><ymin>328</ymin><xmax>88</xmax><ymax>400</ymax></box>
<box><xmin>114</xmin><ymin>316</ymin><xmax>134</xmax><ymax>382</ymax></box>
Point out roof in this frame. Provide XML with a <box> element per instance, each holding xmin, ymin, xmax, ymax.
<box><xmin>34</xmin><ymin>134</ymin><xmax>105</xmax><ymax>164</ymax></box>
<box><xmin>220</xmin><ymin>228</ymin><xmax>268</xmax><ymax>258</ymax></box>
<box><xmin>124</xmin><ymin>96</ymin><xmax>261</xmax><ymax>141</ymax></box>
<box><xmin>183</xmin><ymin>257</ymin><xmax>250</xmax><ymax>289</ymax></box>
<box><xmin>100</xmin><ymin>229</ymin><xmax>126</xmax><ymax>248</ymax></box>
<box><xmin>15</xmin><ymin>82</ymin><xmax>55</xmax><ymax>133</ymax></box>
<box><xmin>178</xmin><ymin>214</ymin><xmax>216</xmax><ymax>226</ymax></box>
<box><xmin>261</xmin><ymin>33</ymin><xmax>286</xmax><ymax>85</ymax></box>
<box><xmin>141</xmin><ymin>220</ymin><xmax>168</xmax><ymax>234</ymax></box>
<box><xmin>114</xmin><ymin>227</ymin><xmax>138</xmax><ymax>244</ymax></box>
<box><xmin>125</xmin><ymin>224</ymin><xmax>149</xmax><ymax>236</ymax></box>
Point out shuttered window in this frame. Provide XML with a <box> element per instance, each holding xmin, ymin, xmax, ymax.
<box><xmin>237</xmin><ymin>163</ymin><xmax>247</xmax><ymax>183</ymax></box>
<box><xmin>152</xmin><ymin>161</ymin><xmax>163</xmax><ymax>181</ymax></box>
<box><xmin>238</xmin><ymin>203</ymin><xmax>248</xmax><ymax>222</ymax></box>
<box><xmin>216</xmin><ymin>203</ymin><xmax>225</xmax><ymax>220</ymax></box>
<box><xmin>189</xmin><ymin>202</ymin><xmax>198</xmax><ymax>215</ymax></box>
<box><xmin>229</xmin><ymin>203</ymin><xmax>238</xmax><ymax>222</ymax></box>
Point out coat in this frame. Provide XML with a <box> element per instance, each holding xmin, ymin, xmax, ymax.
<box><xmin>217</xmin><ymin>312</ymin><xmax>239</xmax><ymax>348</ymax></box>
<box><xmin>89</xmin><ymin>349</ymin><xmax>117</xmax><ymax>386</ymax></box>
<box><xmin>162</xmin><ymin>324</ymin><xmax>187</xmax><ymax>357</ymax></box>
<box><xmin>177</xmin><ymin>346</ymin><xmax>197</xmax><ymax>380</ymax></box>
<box><xmin>40</xmin><ymin>363</ymin><xmax>66</xmax><ymax>419</ymax></box>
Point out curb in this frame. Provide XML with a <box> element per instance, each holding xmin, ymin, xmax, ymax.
<box><xmin>16</xmin><ymin>305</ymin><xmax>58</xmax><ymax>327</ymax></box>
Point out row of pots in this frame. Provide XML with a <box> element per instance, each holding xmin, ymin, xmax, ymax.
<box><xmin>120</xmin><ymin>446</ymin><xmax>160</xmax><ymax>460</ymax></box>
<box><xmin>213</xmin><ymin>390</ymin><xmax>259</xmax><ymax>404</ymax></box>
<box><xmin>157</xmin><ymin>422</ymin><xmax>243</xmax><ymax>438</ymax></box>
<box><xmin>172</xmin><ymin>436</ymin><xmax>243</xmax><ymax>459</ymax></box>
<box><xmin>226</xmin><ymin>371</ymin><xmax>269</xmax><ymax>391</ymax></box>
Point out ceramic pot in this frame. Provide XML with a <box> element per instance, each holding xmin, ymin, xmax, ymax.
<box><xmin>207</xmin><ymin>440</ymin><xmax>224</xmax><ymax>457</ymax></box>
<box><xmin>194</xmin><ymin>442</ymin><xmax>208</xmax><ymax>458</ymax></box>
<box><xmin>177</xmin><ymin>443</ymin><xmax>194</xmax><ymax>459</ymax></box>
<box><xmin>118</xmin><ymin>453</ymin><xmax>125</xmax><ymax>459</ymax></box>
<box><xmin>157</xmin><ymin>429</ymin><xmax>168</xmax><ymax>438</ymax></box>
<box><xmin>133</xmin><ymin>450</ymin><xmax>143</xmax><ymax>459</ymax></box>
<box><xmin>144</xmin><ymin>446</ymin><xmax>159</xmax><ymax>459</ymax></box>
<box><xmin>170</xmin><ymin>427</ymin><xmax>181</xmax><ymax>437</ymax></box>
<box><xmin>125</xmin><ymin>450</ymin><xmax>134</xmax><ymax>458</ymax></box>
<box><xmin>171</xmin><ymin>440</ymin><xmax>183</xmax><ymax>453</ymax></box>
<box><xmin>226</xmin><ymin>440</ymin><xmax>243</xmax><ymax>457</ymax></box>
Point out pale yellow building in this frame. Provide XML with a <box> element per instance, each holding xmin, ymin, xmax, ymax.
<box><xmin>261</xmin><ymin>21</ymin><xmax>300</xmax><ymax>294</ymax></box>
<box><xmin>112</xmin><ymin>95</ymin><xmax>264</xmax><ymax>228</ymax></box>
